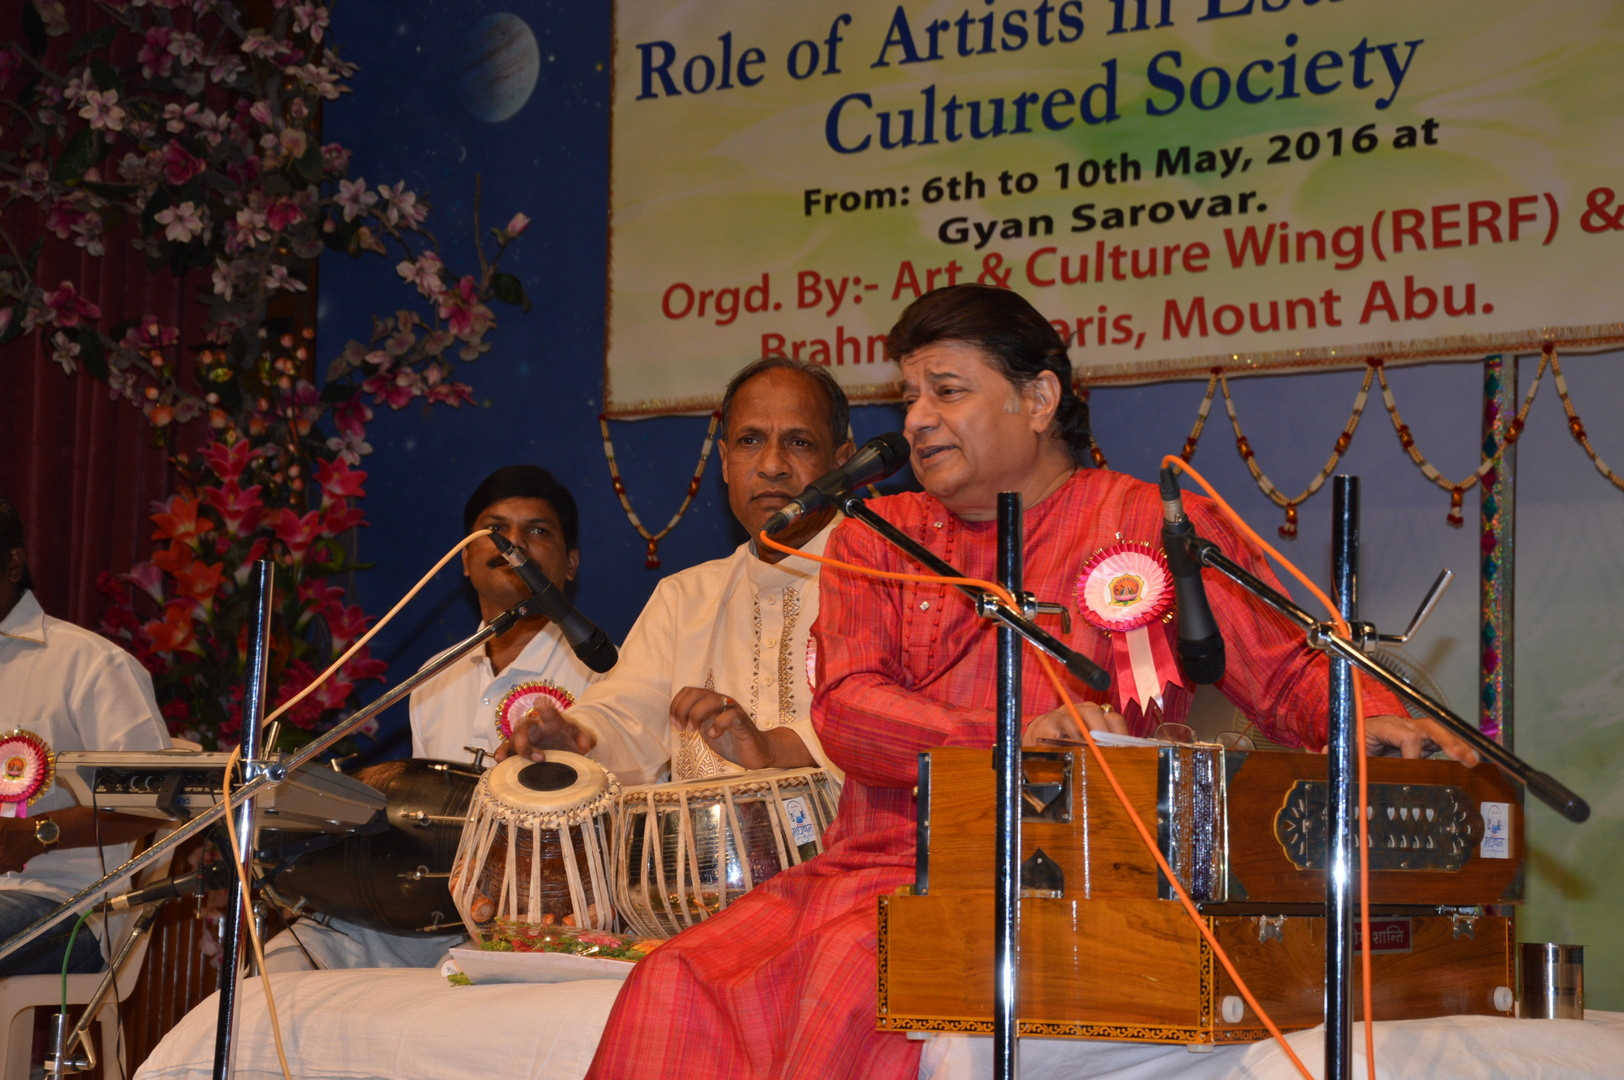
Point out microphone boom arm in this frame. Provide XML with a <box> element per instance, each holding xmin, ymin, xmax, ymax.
<box><xmin>1189</xmin><ymin>537</ymin><xmax>1589</xmax><ymax>823</ymax></box>
<box><xmin>0</xmin><ymin>597</ymin><xmax>541</xmax><ymax>965</ymax></box>
<box><xmin>840</xmin><ymin>496</ymin><xmax>1110</xmax><ymax>691</ymax></box>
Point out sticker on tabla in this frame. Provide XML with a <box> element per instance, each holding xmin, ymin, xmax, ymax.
<box><xmin>0</xmin><ymin>729</ymin><xmax>54</xmax><ymax>819</ymax></box>
<box><xmin>494</xmin><ymin>681</ymin><xmax>577</xmax><ymax>741</ymax></box>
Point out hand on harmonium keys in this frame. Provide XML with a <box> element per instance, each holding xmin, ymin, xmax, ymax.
<box><xmin>497</xmin><ymin>697</ymin><xmax>598</xmax><ymax>762</ymax></box>
<box><xmin>1021</xmin><ymin>700</ymin><xmax>1130</xmax><ymax>746</ymax></box>
<box><xmin>1363</xmin><ymin>711</ymin><xmax>1480</xmax><ymax>766</ymax></box>
<box><xmin>668</xmin><ymin>686</ymin><xmax>774</xmax><ymax>771</ymax></box>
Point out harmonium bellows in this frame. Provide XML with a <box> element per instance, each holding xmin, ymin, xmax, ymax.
<box><xmin>877</xmin><ymin>746</ymin><xmax>1523</xmax><ymax>1045</ymax></box>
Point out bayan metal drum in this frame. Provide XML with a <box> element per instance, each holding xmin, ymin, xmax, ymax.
<box><xmin>450</xmin><ymin>751</ymin><xmax>619</xmax><ymax>940</ymax></box>
<box><xmin>612</xmin><ymin>767</ymin><xmax>840</xmax><ymax>939</ymax></box>
<box><xmin>260</xmin><ymin>758</ymin><xmax>479</xmax><ymax>934</ymax></box>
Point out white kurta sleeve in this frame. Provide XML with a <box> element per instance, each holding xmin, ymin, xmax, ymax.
<box><xmin>565</xmin><ymin>580</ymin><xmax>682</xmax><ymax>787</ymax></box>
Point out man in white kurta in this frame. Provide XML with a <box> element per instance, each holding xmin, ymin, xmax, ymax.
<box><xmin>264</xmin><ymin>466</ymin><xmax>601</xmax><ymax>970</ymax></box>
<box><xmin>1</xmin><ymin>498</ymin><xmax>171</xmax><ymax>975</ymax></box>
<box><xmin>510</xmin><ymin>358</ymin><xmax>857</xmax><ymax>788</ymax></box>
<box><xmin>410</xmin><ymin>616</ymin><xmax>600</xmax><ymax>765</ymax></box>
<box><xmin>567</xmin><ymin>520</ymin><xmax>837</xmax><ymax>787</ymax></box>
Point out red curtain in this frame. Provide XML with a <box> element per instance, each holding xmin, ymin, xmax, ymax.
<box><xmin>1</xmin><ymin>230</ymin><xmax>183</xmax><ymax>629</ymax></box>
<box><xmin>1</xmin><ymin>1</ymin><xmax>190</xmax><ymax>628</ymax></box>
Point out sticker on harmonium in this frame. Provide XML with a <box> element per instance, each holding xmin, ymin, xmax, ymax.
<box><xmin>783</xmin><ymin>795</ymin><xmax>817</xmax><ymax>846</ymax></box>
<box><xmin>1479</xmin><ymin>801</ymin><xmax>1512</xmax><ymax>859</ymax></box>
<box><xmin>1354</xmin><ymin>917</ymin><xmax>1413</xmax><ymax>955</ymax></box>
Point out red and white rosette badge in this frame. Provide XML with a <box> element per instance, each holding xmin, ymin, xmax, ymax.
<box><xmin>494</xmin><ymin>681</ymin><xmax>577</xmax><ymax>741</ymax></box>
<box><xmin>0</xmin><ymin>729</ymin><xmax>54</xmax><ymax>819</ymax></box>
<box><xmin>1074</xmin><ymin>542</ymin><xmax>1184</xmax><ymax>715</ymax></box>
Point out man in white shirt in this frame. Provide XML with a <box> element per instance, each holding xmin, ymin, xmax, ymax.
<box><xmin>264</xmin><ymin>466</ymin><xmax>603</xmax><ymax>969</ymax></box>
<box><xmin>507</xmin><ymin>357</ymin><xmax>855</xmax><ymax>786</ymax></box>
<box><xmin>409</xmin><ymin>465</ymin><xmax>603</xmax><ymax>763</ymax></box>
<box><xmin>0</xmin><ymin>497</ymin><xmax>171</xmax><ymax>974</ymax></box>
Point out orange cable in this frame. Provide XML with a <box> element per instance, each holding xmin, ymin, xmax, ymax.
<box><xmin>757</xmin><ymin>526</ymin><xmax>1318</xmax><ymax>1079</ymax></box>
<box><xmin>1161</xmin><ymin>454</ymin><xmax>1377</xmax><ymax>1079</ymax></box>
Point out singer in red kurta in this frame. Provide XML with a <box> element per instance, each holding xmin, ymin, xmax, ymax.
<box><xmin>584</xmin><ymin>286</ymin><xmax>1468</xmax><ymax>1080</ymax></box>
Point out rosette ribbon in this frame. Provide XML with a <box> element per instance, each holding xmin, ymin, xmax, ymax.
<box><xmin>0</xmin><ymin>729</ymin><xmax>54</xmax><ymax>819</ymax></box>
<box><xmin>495</xmin><ymin>681</ymin><xmax>578</xmax><ymax>741</ymax></box>
<box><xmin>1074</xmin><ymin>542</ymin><xmax>1185</xmax><ymax>716</ymax></box>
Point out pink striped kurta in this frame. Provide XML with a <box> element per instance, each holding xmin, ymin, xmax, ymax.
<box><xmin>586</xmin><ymin>468</ymin><xmax>1401</xmax><ymax>1080</ymax></box>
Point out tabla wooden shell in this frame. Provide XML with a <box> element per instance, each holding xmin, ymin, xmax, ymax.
<box><xmin>449</xmin><ymin>752</ymin><xmax>619</xmax><ymax>940</ymax></box>
<box><xmin>611</xmin><ymin>767</ymin><xmax>840</xmax><ymax>939</ymax></box>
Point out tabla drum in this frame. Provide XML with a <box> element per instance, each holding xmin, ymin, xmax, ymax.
<box><xmin>260</xmin><ymin>758</ymin><xmax>479</xmax><ymax>934</ymax></box>
<box><xmin>611</xmin><ymin>767</ymin><xmax>841</xmax><ymax>939</ymax></box>
<box><xmin>449</xmin><ymin>751</ymin><xmax>619</xmax><ymax>940</ymax></box>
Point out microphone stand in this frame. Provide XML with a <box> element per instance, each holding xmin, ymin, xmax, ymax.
<box><xmin>1178</xmin><ymin>490</ymin><xmax>1589</xmax><ymax>824</ymax></box>
<box><xmin>0</xmin><ymin>595</ymin><xmax>541</xmax><ymax>970</ymax></box>
<box><xmin>839</xmin><ymin>492</ymin><xmax>1110</xmax><ymax>1080</ymax></box>
<box><xmin>839</xmin><ymin>499</ymin><xmax>1110</xmax><ymax>692</ymax></box>
<box><xmin>212</xmin><ymin>559</ymin><xmax>275</xmax><ymax>1079</ymax></box>
<box><xmin>1171</xmin><ymin>475</ymin><xmax>1588</xmax><ymax>1080</ymax></box>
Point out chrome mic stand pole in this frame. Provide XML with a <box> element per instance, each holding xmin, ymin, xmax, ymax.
<box><xmin>1325</xmin><ymin>479</ymin><xmax>1358</xmax><ymax>1080</ymax></box>
<box><xmin>0</xmin><ymin>598</ymin><xmax>540</xmax><ymax>966</ymax></box>
<box><xmin>993</xmin><ymin>492</ymin><xmax>1023</xmax><ymax>1080</ymax></box>
<box><xmin>212</xmin><ymin>558</ymin><xmax>275</xmax><ymax>1080</ymax></box>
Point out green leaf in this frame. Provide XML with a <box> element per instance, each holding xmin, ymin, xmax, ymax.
<box><xmin>293</xmin><ymin>142</ymin><xmax>324</xmax><ymax>185</ymax></box>
<box><xmin>66</xmin><ymin>26</ymin><xmax>118</xmax><ymax>63</ymax></box>
<box><xmin>52</xmin><ymin>128</ymin><xmax>100</xmax><ymax>183</ymax></box>
<box><xmin>76</xmin><ymin>329</ymin><xmax>108</xmax><ymax>380</ymax></box>
<box><xmin>489</xmin><ymin>272</ymin><xmax>530</xmax><ymax>312</ymax></box>
<box><xmin>21</xmin><ymin>3</ymin><xmax>46</xmax><ymax>58</ymax></box>
<box><xmin>320</xmin><ymin>380</ymin><xmax>356</xmax><ymax>404</ymax></box>
<box><xmin>89</xmin><ymin>60</ymin><xmax>122</xmax><ymax>94</ymax></box>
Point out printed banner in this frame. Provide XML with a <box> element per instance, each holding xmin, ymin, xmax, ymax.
<box><xmin>605</xmin><ymin>0</ymin><xmax>1624</xmax><ymax>416</ymax></box>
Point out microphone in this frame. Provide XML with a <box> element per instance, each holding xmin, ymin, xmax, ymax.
<box><xmin>762</xmin><ymin>431</ymin><xmax>911</xmax><ymax>537</ymax></box>
<box><xmin>485</xmin><ymin>530</ymin><xmax>619</xmax><ymax>673</ymax></box>
<box><xmin>1159</xmin><ymin>465</ymin><xmax>1226</xmax><ymax>684</ymax></box>
<box><xmin>108</xmin><ymin>862</ymin><xmax>236</xmax><ymax>911</ymax></box>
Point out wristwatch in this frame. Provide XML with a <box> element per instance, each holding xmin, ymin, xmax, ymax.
<box><xmin>34</xmin><ymin>817</ymin><xmax>60</xmax><ymax>850</ymax></box>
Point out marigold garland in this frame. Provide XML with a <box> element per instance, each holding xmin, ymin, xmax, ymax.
<box><xmin>1375</xmin><ymin>352</ymin><xmax>1547</xmax><ymax>526</ymax></box>
<box><xmin>1550</xmin><ymin>346</ymin><xmax>1624</xmax><ymax>493</ymax></box>
<box><xmin>599</xmin><ymin>412</ymin><xmax>721</xmax><ymax>568</ymax></box>
<box><xmin>1220</xmin><ymin>365</ymin><xmax>1374</xmax><ymax>538</ymax></box>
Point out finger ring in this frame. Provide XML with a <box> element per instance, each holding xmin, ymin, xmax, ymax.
<box><xmin>1100</xmin><ymin>703</ymin><xmax>1113</xmax><ymax>713</ymax></box>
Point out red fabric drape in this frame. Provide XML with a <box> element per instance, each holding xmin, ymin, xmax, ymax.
<box><xmin>1</xmin><ymin>1</ymin><xmax>195</xmax><ymax>628</ymax></box>
<box><xmin>1</xmin><ymin>230</ymin><xmax>182</xmax><ymax>629</ymax></box>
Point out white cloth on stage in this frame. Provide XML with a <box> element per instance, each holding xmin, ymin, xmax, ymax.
<box><xmin>132</xmin><ymin>966</ymin><xmax>1624</xmax><ymax>1080</ymax></box>
<box><xmin>0</xmin><ymin>589</ymin><xmax>170</xmax><ymax>904</ymax></box>
<box><xmin>568</xmin><ymin>522</ymin><xmax>838</xmax><ymax>788</ymax></box>
<box><xmin>410</xmin><ymin>617</ymin><xmax>602</xmax><ymax>765</ymax></box>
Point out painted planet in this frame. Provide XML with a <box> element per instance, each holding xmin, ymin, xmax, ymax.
<box><xmin>455</xmin><ymin>12</ymin><xmax>540</xmax><ymax>124</ymax></box>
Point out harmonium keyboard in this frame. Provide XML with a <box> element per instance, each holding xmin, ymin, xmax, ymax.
<box><xmin>877</xmin><ymin>745</ymin><xmax>1523</xmax><ymax>1045</ymax></box>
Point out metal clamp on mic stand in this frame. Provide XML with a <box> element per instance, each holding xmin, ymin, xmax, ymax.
<box><xmin>0</xmin><ymin>562</ymin><xmax>548</xmax><ymax>1080</ymax></box>
<box><xmin>839</xmin><ymin>490</ymin><xmax>1110</xmax><ymax>1080</ymax></box>
<box><xmin>1168</xmin><ymin>475</ymin><xmax>1588</xmax><ymax>1080</ymax></box>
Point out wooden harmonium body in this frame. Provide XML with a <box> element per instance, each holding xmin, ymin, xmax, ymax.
<box><xmin>877</xmin><ymin>746</ymin><xmax>1523</xmax><ymax>1045</ymax></box>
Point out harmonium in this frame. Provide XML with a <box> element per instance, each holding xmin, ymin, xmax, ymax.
<box><xmin>877</xmin><ymin>745</ymin><xmax>1523</xmax><ymax>1045</ymax></box>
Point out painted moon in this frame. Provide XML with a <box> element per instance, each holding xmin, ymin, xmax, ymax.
<box><xmin>456</xmin><ymin>12</ymin><xmax>540</xmax><ymax>124</ymax></box>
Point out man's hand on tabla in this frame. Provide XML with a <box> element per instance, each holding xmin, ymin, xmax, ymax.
<box><xmin>669</xmin><ymin>686</ymin><xmax>773</xmax><ymax>771</ymax></box>
<box><xmin>507</xmin><ymin>697</ymin><xmax>596</xmax><ymax>761</ymax></box>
